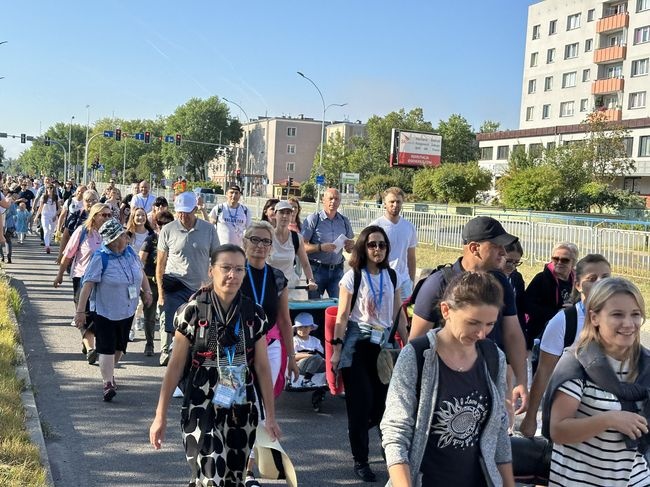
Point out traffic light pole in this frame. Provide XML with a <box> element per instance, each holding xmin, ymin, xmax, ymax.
<box><xmin>45</xmin><ymin>139</ymin><xmax>68</xmax><ymax>179</ymax></box>
<box><xmin>83</xmin><ymin>132</ymin><xmax>105</xmax><ymax>184</ymax></box>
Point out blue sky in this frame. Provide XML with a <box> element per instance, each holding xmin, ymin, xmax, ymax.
<box><xmin>0</xmin><ymin>0</ymin><xmax>535</xmax><ymax>160</ymax></box>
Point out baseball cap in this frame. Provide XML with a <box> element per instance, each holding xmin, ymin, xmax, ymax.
<box><xmin>462</xmin><ymin>216</ymin><xmax>518</xmax><ymax>246</ymax></box>
<box><xmin>292</xmin><ymin>312</ymin><xmax>318</xmax><ymax>330</ymax></box>
<box><xmin>99</xmin><ymin>218</ymin><xmax>126</xmax><ymax>245</ymax></box>
<box><xmin>228</xmin><ymin>184</ymin><xmax>242</xmax><ymax>192</ymax></box>
<box><xmin>174</xmin><ymin>191</ymin><xmax>197</xmax><ymax>213</ymax></box>
<box><xmin>275</xmin><ymin>200</ymin><xmax>293</xmax><ymax>212</ymax></box>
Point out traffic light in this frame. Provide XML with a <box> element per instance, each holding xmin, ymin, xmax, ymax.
<box><xmin>236</xmin><ymin>169</ymin><xmax>241</xmax><ymax>181</ymax></box>
<box><xmin>175</xmin><ymin>133</ymin><xmax>182</xmax><ymax>146</ymax></box>
<box><xmin>288</xmin><ymin>177</ymin><xmax>294</xmax><ymax>187</ymax></box>
<box><xmin>44</xmin><ymin>136</ymin><xmax>50</xmax><ymax>146</ymax></box>
<box><xmin>144</xmin><ymin>131</ymin><xmax>151</xmax><ymax>144</ymax></box>
<box><xmin>115</xmin><ymin>128</ymin><xmax>122</xmax><ymax>141</ymax></box>
<box><xmin>20</xmin><ymin>133</ymin><xmax>26</xmax><ymax>143</ymax></box>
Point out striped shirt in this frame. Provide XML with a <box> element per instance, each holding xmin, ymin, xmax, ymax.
<box><xmin>549</xmin><ymin>357</ymin><xmax>650</xmax><ymax>487</ymax></box>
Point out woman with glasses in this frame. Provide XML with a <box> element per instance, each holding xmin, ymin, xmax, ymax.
<box><xmin>138</xmin><ymin>210</ymin><xmax>174</xmax><ymax>357</ymax></box>
<box><xmin>35</xmin><ymin>185</ymin><xmax>60</xmax><ymax>254</ymax></box>
<box><xmin>241</xmin><ymin>221</ymin><xmax>298</xmax><ymax>487</ymax></box>
<box><xmin>54</xmin><ymin>204</ymin><xmax>113</xmax><ymax>364</ymax></box>
<box><xmin>331</xmin><ymin>225</ymin><xmax>408</xmax><ymax>482</ymax></box>
<box><xmin>524</xmin><ymin>242</ymin><xmax>579</xmax><ymax>350</ymax></box>
<box><xmin>150</xmin><ymin>244</ymin><xmax>279</xmax><ymax>486</ymax></box>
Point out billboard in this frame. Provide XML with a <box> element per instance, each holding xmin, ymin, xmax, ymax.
<box><xmin>389</xmin><ymin>128</ymin><xmax>442</xmax><ymax>168</ymax></box>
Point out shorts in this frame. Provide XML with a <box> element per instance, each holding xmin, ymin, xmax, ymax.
<box><xmin>94</xmin><ymin>314</ymin><xmax>134</xmax><ymax>355</ymax></box>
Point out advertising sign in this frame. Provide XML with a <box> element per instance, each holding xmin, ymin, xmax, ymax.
<box><xmin>390</xmin><ymin>129</ymin><xmax>442</xmax><ymax>168</ymax></box>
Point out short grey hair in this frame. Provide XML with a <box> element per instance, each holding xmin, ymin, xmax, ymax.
<box><xmin>244</xmin><ymin>220</ymin><xmax>274</xmax><ymax>241</ymax></box>
<box><xmin>552</xmin><ymin>242</ymin><xmax>579</xmax><ymax>261</ymax></box>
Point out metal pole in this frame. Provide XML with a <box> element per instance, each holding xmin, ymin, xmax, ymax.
<box><xmin>223</xmin><ymin>98</ymin><xmax>251</xmax><ymax>196</ymax></box>
<box><xmin>83</xmin><ymin>105</ymin><xmax>90</xmax><ymax>183</ymax></box>
<box><xmin>122</xmin><ymin>138</ymin><xmax>127</xmax><ymax>185</ymax></box>
<box><xmin>67</xmin><ymin>115</ymin><xmax>75</xmax><ymax>181</ymax></box>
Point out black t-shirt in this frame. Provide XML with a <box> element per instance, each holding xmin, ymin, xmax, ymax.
<box><xmin>241</xmin><ymin>264</ymin><xmax>287</xmax><ymax>326</ymax></box>
<box><xmin>18</xmin><ymin>190</ymin><xmax>35</xmax><ymax>211</ymax></box>
<box><xmin>141</xmin><ymin>233</ymin><xmax>158</xmax><ymax>277</ymax></box>
<box><xmin>558</xmin><ymin>278</ymin><xmax>573</xmax><ymax>306</ymax></box>
<box><xmin>420</xmin><ymin>350</ymin><xmax>491</xmax><ymax>487</ymax></box>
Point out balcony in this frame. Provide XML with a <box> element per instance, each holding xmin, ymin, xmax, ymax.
<box><xmin>594</xmin><ymin>107</ymin><xmax>623</xmax><ymax>121</ymax></box>
<box><xmin>596</xmin><ymin>12</ymin><xmax>629</xmax><ymax>33</ymax></box>
<box><xmin>592</xmin><ymin>77</ymin><xmax>625</xmax><ymax>94</ymax></box>
<box><xmin>594</xmin><ymin>45</ymin><xmax>627</xmax><ymax>63</ymax></box>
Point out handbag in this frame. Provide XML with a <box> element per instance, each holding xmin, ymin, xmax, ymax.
<box><xmin>511</xmin><ymin>434</ymin><xmax>552</xmax><ymax>485</ymax></box>
<box><xmin>376</xmin><ymin>313</ymin><xmax>402</xmax><ymax>385</ymax></box>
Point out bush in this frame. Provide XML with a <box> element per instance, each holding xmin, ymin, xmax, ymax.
<box><xmin>186</xmin><ymin>180</ymin><xmax>223</xmax><ymax>193</ymax></box>
<box><xmin>497</xmin><ymin>165</ymin><xmax>564</xmax><ymax>210</ymax></box>
<box><xmin>413</xmin><ymin>162</ymin><xmax>491</xmax><ymax>203</ymax></box>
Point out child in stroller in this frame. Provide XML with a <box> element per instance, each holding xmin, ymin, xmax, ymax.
<box><xmin>292</xmin><ymin>312</ymin><xmax>326</xmax><ymax>388</ymax></box>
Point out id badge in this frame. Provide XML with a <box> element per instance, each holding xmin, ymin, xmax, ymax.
<box><xmin>212</xmin><ymin>384</ymin><xmax>236</xmax><ymax>408</ymax></box>
<box><xmin>370</xmin><ymin>327</ymin><xmax>383</xmax><ymax>345</ymax></box>
<box><xmin>128</xmin><ymin>284</ymin><xmax>138</xmax><ymax>300</ymax></box>
<box><xmin>213</xmin><ymin>364</ymin><xmax>248</xmax><ymax>408</ymax></box>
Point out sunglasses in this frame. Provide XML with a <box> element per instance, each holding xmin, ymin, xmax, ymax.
<box><xmin>551</xmin><ymin>256</ymin><xmax>572</xmax><ymax>264</ymax></box>
<box><xmin>247</xmin><ymin>236</ymin><xmax>272</xmax><ymax>247</ymax></box>
<box><xmin>367</xmin><ymin>241</ymin><xmax>387</xmax><ymax>250</ymax></box>
<box><xmin>98</xmin><ymin>212</ymin><xmax>113</xmax><ymax>218</ymax></box>
<box><xmin>505</xmin><ymin>259</ymin><xmax>522</xmax><ymax>267</ymax></box>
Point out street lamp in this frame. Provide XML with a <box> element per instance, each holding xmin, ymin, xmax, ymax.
<box><xmin>223</xmin><ymin>97</ymin><xmax>251</xmax><ymax>194</ymax></box>
<box><xmin>67</xmin><ymin>115</ymin><xmax>75</xmax><ymax>181</ymax></box>
<box><xmin>83</xmin><ymin>105</ymin><xmax>90</xmax><ymax>183</ymax></box>
<box><xmin>297</xmin><ymin>71</ymin><xmax>347</xmax><ymax>204</ymax></box>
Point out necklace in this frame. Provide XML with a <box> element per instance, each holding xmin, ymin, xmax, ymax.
<box><xmin>438</xmin><ymin>349</ymin><xmax>476</xmax><ymax>373</ymax></box>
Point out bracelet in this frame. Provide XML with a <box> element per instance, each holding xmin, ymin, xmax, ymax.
<box><xmin>75</xmin><ymin>311</ymin><xmax>85</xmax><ymax>314</ymax></box>
<box><xmin>330</xmin><ymin>338</ymin><xmax>344</xmax><ymax>345</ymax></box>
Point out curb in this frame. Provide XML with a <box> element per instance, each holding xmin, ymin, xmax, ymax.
<box><xmin>7</xmin><ymin>278</ymin><xmax>55</xmax><ymax>487</ymax></box>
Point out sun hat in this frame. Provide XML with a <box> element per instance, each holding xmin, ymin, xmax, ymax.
<box><xmin>174</xmin><ymin>191</ymin><xmax>197</xmax><ymax>213</ymax></box>
<box><xmin>99</xmin><ymin>218</ymin><xmax>126</xmax><ymax>245</ymax></box>
<box><xmin>292</xmin><ymin>312</ymin><xmax>318</xmax><ymax>330</ymax></box>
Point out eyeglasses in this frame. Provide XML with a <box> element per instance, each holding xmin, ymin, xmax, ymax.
<box><xmin>98</xmin><ymin>212</ymin><xmax>113</xmax><ymax>218</ymax></box>
<box><xmin>505</xmin><ymin>259</ymin><xmax>522</xmax><ymax>267</ymax></box>
<box><xmin>551</xmin><ymin>256</ymin><xmax>572</xmax><ymax>264</ymax></box>
<box><xmin>247</xmin><ymin>236</ymin><xmax>273</xmax><ymax>247</ymax></box>
<box><xmin>367</xmin><ymin>241</ymin><xmax>387</xmax><ymax>250</ymax></box>
<box><xmin>215</xmin><ymin>264</ymin><xmax>246</xmax><ymax>275</ymax></box>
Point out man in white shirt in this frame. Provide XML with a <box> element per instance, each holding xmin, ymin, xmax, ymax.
<box><xmin>131</xmin><ymin>180</ymin><xmax>156</xmax><ymax>213</ymax></box>
<box><xmin>209</xmin><ymin>184</ymin><xmax>251</xmax><ymax>247</ymax></box>
<box><xmin>370</xmin><ymin>186</ymin><xmax>417</xmax><ymax>299</ymax></box>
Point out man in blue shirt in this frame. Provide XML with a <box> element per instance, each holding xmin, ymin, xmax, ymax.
<box><xmin>301</xmin><ymin>188</ymin><xmax>354</xmax><ymax>299</ymax></box>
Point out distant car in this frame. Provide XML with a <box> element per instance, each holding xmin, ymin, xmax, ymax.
<box><xmin>193</xmin><ymin>187</ymin><xmax>220</xmax><ymax>210</ymax></box>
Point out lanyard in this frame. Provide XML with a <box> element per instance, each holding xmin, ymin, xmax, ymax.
<box><xmin>116</xmin><ymin>252</ymin><xmax>135</xmax><ymax>284</ymax></box>
<box><xmin>364</xmin><ymin>268</ymin><xmax>384</xmax><ymax>311</ymax></box>
<box><xmin>246</xmin><ymin>263</ymin><xmax>267</xmax><ymax>306</ymax></box>
<box><xmin>226</xmin><ymin>204</ymin><xmax>240</xmax><ymax>221</ymax></box>
<box><xmin>221</xmin><ymin>319</ymin><xmax>241</xmax><ymax>365</ymax></box>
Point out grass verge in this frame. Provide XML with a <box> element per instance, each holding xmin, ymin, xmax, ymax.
<box><xmin>0</xmin><ymin>275</ymin><xmax>48</xmax><ymax>487</ymax></box>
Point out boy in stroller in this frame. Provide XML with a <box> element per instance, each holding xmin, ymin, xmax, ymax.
<box><xmin>292</xmin><ymin>312</ymin><xmax>326</xmax><ymax>388</ymax></box>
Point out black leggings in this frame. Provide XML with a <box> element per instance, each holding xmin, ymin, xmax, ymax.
<box><xmin>341</xmin><ymin>339</ymin><xmax>388</xmax><ymax>464</ymax></box>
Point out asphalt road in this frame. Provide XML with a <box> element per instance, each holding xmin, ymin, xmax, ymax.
<box><xmin>7</xmin><ymin>235</ymin><xmax>387</xmax><ymax>487</ymax></box>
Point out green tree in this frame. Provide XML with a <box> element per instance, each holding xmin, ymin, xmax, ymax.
<box><xmin>413</xmin><ymin>162</ymin><xmax>491</xmax><ymax>203</ymax></box>
<box><xmin>0</xmin><ymin>144</ymin><xmax>5</xmax><ymax>165</ymax></box>
<box><xmin>437</xmin><ymin>114</ymin><xmax>479</xmax><ymax>163</ymax></box>
<box><xmin>479</xmin><ymin>120</ymin><xmax>501</xmax><ymax>133</ymax></box>
<box><xmin>358</xmin><ymin>173</ymin><xmax>409</xmax><ymax>199</ymax></box>
<box><xmin>497</xmin><ymin>165</ymin><xmax>565</xmax><ymax>210</ymax></box>
<box><xmin>582</xmin><ymin>111</ymin><xmax>635</xmax><ymax>182</ymax></box>
<box><xmin>161</xmin><ymin>97</ymin><xmax>241</xmax><ymax>180</ymax></box>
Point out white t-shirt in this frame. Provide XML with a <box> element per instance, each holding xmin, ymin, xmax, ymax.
<box><xmin>540</xmin><ymin>302</ymin><xmax>585</xmax><ymax>356</ymax></box>
<box><xmin>131</xmin><ymin>230</ymin><xmax>149</xmax><ymax>253</ymax></box>
<box><xmin>293</xmin><ymin>335</ymin><xmax>324</xmax><ymax>354</ymax></box>
<box><xmin>65</xmin><ymin>197</ymin><xmax>84</xmax><ymax>215</ymax></box>
<box><xmin>209</xmin><ymin>203</ymin><xmax>251</xmax><ymax>247</ymax></box>
<box><xmin>370</xmin><ymin>215</ymin><xmax>417</xmax><ymax>286</ymax></box>
<box><xmin>340</xmin><ymin>268</ymin><xmax>395</xmax><ymax>329</ymax></box>
<box><xmin>267</xmin><ymin>232</ymin><xmax>300</xmax><ymax>289</ymax></box>
<box><xmin>131</xmin><ymin>193</ymin><xmax>156</xmax><ymax>213</ymax></box>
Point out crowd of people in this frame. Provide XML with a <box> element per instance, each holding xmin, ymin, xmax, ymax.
<box><xmin>2</xmin><ymin>173</ymin><xmax>650</xmax><ymax>487</ymax></box>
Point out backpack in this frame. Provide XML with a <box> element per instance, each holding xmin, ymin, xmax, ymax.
<box><xmin>531</xmin><ymin>305</ymin><xmax>579</xmax><ymax>374</ymax></box>
<box><xmin>405</xmin><ymin>263</ymin><xmax>455</xmax><ymax>327</ymax></box>
<box><xmin>217</xmin><ymin>203</ymin><xmax>248</xmax><ymax>218</ymax></box>
<box><xmin>349</xmin><ymin>267</ymin><xmax>398</xmax><ymax>311</ymax></box>
<box><xmin>290</xmin><ymin>230</ymin><xmax>300</xmax><ymax>265</ymax></box>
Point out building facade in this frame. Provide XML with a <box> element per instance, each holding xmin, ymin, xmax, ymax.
<box><xmin>478</xmin><ymin>0</ymin><xmax>650</xmax><ymax>202</ymax></box>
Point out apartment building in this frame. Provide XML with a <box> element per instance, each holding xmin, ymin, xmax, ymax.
<box><xmin>478</xmin><ymin>0</ymin><xmax>650</xmax><ymax>202</ymax></box>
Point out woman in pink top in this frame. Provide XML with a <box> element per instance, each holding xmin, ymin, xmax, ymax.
<box><xmin>53</xmin><ymin>203</ymin><xmax>113</xmax><ymax>364</ymax></box>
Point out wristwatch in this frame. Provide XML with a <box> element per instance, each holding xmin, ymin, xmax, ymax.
<box><xmin>330</xmin><ymin>338</ymin><xmax>344</xmax><ymax>345</ymax></box>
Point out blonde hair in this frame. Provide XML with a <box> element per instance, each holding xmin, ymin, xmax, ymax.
<box><xmin>126</xmin><ymin>206</ymin><xmax>148</xmax><ymax>234</ymax></box>
<box><xmin>552</xmin><ymin>242</ymin><xmax>579</xmax><ymax>261</ymax></box>
<box><xmin>575</xmin><ymin>277</ymin><xmax>646</xmax><ymax>380</ymax></box>
<box><xmin>85</xmin><ymin>203</ymin><xmax>110</xmax><ymax>231</ymax></box>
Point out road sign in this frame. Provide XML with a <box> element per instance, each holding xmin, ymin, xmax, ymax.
<box><xmin>340</xmin><ymin>172</ymin><xmax>359</xmax><ymax>184</ymax></box>
<box><xmin>103</xmin><ymin>130</ymin><xmax>114</xmax><ymax>138</ymax></box>
<box><xmin>316</xmin><ymin>175</ymin><xmax>325</xmax><ymax>185</ymax></box>
<box><xmin>134</xmin><ymin>133</ymin><xmax>145</xmax><ymax>141</ymax></box>
<box><xmin>164</xmin><ymin>135</ymin><xmax>175</xmax><ymax>143</ymax></box>
<box><xmin>0</xmin><ymin>132</ymin><xmax>7</xmax><ymax>138</ymax></box>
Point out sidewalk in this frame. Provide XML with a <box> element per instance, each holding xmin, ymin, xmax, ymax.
<box><xmin>6</xmin><ymin>234</ymin><xmax>385</xmax><ymax>486</ymax></box>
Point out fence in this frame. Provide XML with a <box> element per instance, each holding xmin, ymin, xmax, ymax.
<box><xmin>99</xmin><ymin>183</ymin><xmax>650</xmax><ymax>280</ymax></box>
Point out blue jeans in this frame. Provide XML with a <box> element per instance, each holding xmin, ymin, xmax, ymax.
<box><xmin>161</xmin><ymin>285</ymin><xmax>195</xmax><ymax>333</ymax></box>
<box><xmin>308</xmin><ymin>263</ymin><xmax>344</xmax><ymax>299</ymax></box>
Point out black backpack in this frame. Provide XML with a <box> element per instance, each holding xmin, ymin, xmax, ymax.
<box><xmin>349</xmin><ymin>267</ymin><xmax>398</xmax><ymax>311</ymax></box>
<box><xmin>405</xmin><ymin>263</ymin><xmax>455</xmax><ymax>328</ymax></box>
<box><xmin>531</xmin><ymin>305</ymin><xmax>579</xmax><ymax>374</ymax></box>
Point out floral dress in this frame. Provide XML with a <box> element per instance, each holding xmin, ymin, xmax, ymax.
<box><xmin>174</xmin><ymin>291</ymin><xmax>268</xmax><ymax>487</ymax></box>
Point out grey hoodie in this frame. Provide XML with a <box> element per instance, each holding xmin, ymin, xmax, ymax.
<box><xmin>380</xmin><ymin>329</ymin><xmax>512</xmax><ymax>487</ymax></box>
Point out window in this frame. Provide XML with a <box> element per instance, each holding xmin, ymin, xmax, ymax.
<box><xmin>532</xmin><ymin>24</ymin><xmax>541</xmax><ymax>39</ymax></box>
<box><xmin>580</xmin><ymin>98</ymin><xmax>589</xmax><ymax>112</ymax></box>
<box><xmin>547</xmin><ymin>48</ymin><xmax>556</xmax><ymax>63</ymax></box>
<box><xmin>286</xmin><ymin>162</ymin><xmax>295</xmax><ymax>172</ymax></box>
<box><xmin>607</xmin><ymin>64</ymin><xmax>623</xmax><ymax>78</ymax></box>
<box><xmin>567</xmin><ymin>13</ymin><xmax>581</xmax><ymax>30</ymax></box>
<box><xmin>549</xmin><ymin>19</ymin><xmax>557</xmax><ymax>35</ymax></box>
<box><xmin>542</xmin><ymin>104</ymin><xmax>551</xmax><ymax>119</ymax></box>
<box><xmin>634</xmin><ymin>26</ymin><xmax>650</xmax><ymax>44</ymax></box>
<box><xmin>605</xmin><ymin>3</ymin><xmax>627</xmax><ymax>15</ymax></box>
<box><xmin>564</xmin><ymin>43</ymin><xmax>579</xmax><ymax>59</ymax></box>
<box><xmin>528</xmin><ymin>79</ymin><xmax>537</xmax><ymax>94</ymax></box>
<box><xmin>287</xmin><ymin>127</ymin><xmax>296</xmax><ymax>137</ymax></box>
<box><xmin>585</xmin><ymin>38</ymin><xmax>593</xmax><ymax>52</ymax></box>
<box><xmin>526</xmin><ymin>107</ymin><xmax>535</xmax><ymax>121</ymax></box>
<box><xmin>562</xmin><ymin>71</ymin><xmax>577</xmax><ymax>88</ymax></box>
<box><xmin>497</xmin><ymin>146</ymin><xmax>510</xmax><ymax>160</ymax></box>
<box><xmin>544</xmin><ymin>76</ymin><xmax>553</xmax><ymax>91</ymax></box>
<box><xmin>287</xmin><ymin>144</ymin><xmax>296</xmax><ymax>154</ymax></box>
<box><xmin>632</xmin><ymin>58</ymin><xmax>649</xmax><ymax>76</ymax></box>
<box><xmin>639</xmin><ymin>136</ymin><xmax>650</xmax><ymax>157</ymax></box>
<box><xmin>629</xmin><ymin>91</ymin><xmax>647</xmax><ymax>108</ymax></box>
<box><xmin>530</xmin><ymin>52</ymin><xmax>539</xmax><ymax>67</ymax></box>
<box><xmin>547</xmin><ymin>142</ymin><xmax>556</xmax><ymax>151</ymax></box>
<box><xmin>582</xmin><ymin>69</ymin><xmax>591</xmax><ymax>82</ymax></box>
<box><xmin>560</xmin><ymin>101</ymin><xmax>575</xmax><ymax>117</ymax></box>
<box><xmin>587</xmin><ymin>8</ymin><xmax>595</xmax><ymax>21</ymax></box>
<box><xmin>623</xmin><ymin>137</ymin><xmax>634</xmax><ymax>157</ymax></box>
<box><xmin>609</xmin><ymin>33</ymin><xmax>624</xmax><ymax>46</ymax></box>
<box><xmin>529</xmin><ymin>143</ymin><xmax>544</xmax><ymax>157</ymax></box>
<box><xmin>513</xmin><ymin>144</ymin><xmax>525</xmax><ymax>155</ymax></box>
<box><xmin>639</xmin><ymin>0</ymin><xmax>650</xmax><ymax>12</ymax></box>
<box><xmin>480</xmin><ymin>147</ymin><xmax>493</xmax><ymax>160</ymax></box>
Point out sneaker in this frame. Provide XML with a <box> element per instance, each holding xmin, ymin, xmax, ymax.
<box><xmin>87</xmin><ymin>348</ymin><xmax>98</xmax><ymax>365</ymax></box>
<box><xmin>244</xmin><ymin>471</ymin><xmax>261</xmax><ymax>487</ymax></box>
<box><xmin>135</xmin><ymin>317</ymin><xmax>144</xmax><ymax>331</ymax></box>
<box><xmin>300</xmin><ymin>378</ymin><xmax>316</xmax><ymax>388</ymax></box>
<box><xmin>172</xmin><ymin>386</ymin><xmax>184</xmax><ymax>398</ymax></box>
<box><xmin>144</xmin><ymin>343</ymin><xmax>154</xmax><ymax>357</ymax></box>
<box><xmin>353</xmin><ymin>463</ymin><xmax>377</xmax><ymax>482</ymax></box>
<box><xmin>45</xmin><ymin>247</ymin><xmax>50</xmax><ymax>254</ymax></box>
<box><xmin>103</xmin><ymin>382</ymin><xmax>116</xmax><ymax>402</ymax></box>
<box><xmin>71</xmin><ymin>319</ymin><xmax>77</xmax><ymax>327</ymax></box>
<box><xmin>128</xmin><ymin>328</ymin><xmax>135</xmax><ymax>342</ymax></box>
<box><xmin>6</xmin><ymin>258</ymin><xmax>11</xmax><ymax>264</ymax></box>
